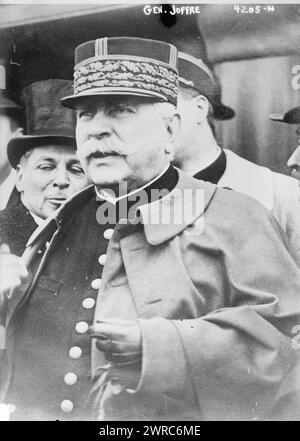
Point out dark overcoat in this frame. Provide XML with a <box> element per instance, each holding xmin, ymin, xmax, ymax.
<box><xmin>0</xmin><ymin>189</ymin><xmax>38</xmax><ymax>395</ymax></box>
<box><xmin>0</xmin><ymin>189</ymin><xmax>38</xmax><ymax>256</ymax></box>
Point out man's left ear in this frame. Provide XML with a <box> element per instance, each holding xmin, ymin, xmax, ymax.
<box><xmin>194</xmin><ymin>95</ymin><xmax>209</xmax><ymax>124</ymax></box>
<box><xmin>15</xmin><ymin>164</ymin><xmax>24</xmax><ymax>193</ymax></box>
<box><xmin>165</xmin><ymin>112</ymin><xmax>181</xmax><ymax>154</ymax></box>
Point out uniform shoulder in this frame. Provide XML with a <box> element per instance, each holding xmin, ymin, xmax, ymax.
<box><xmin>212</xmin><ymin>185</ymin><xmax>275</xmax><ymax>222</ymax></box>
<box><xmin>225</xmin><ymin>149</ymin><xmax>298</xmax><ymax>188</ymax></box>
<box><xmin>176</xmin><ymin>168</ymin><xmax>270</xmax><ymax>223</ymax></box>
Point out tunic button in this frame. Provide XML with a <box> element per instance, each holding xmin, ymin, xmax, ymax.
<box><xmin>75</xmin><ymin>321</ymin><xmax>88</xmax><ymax>334</ymax></box>
<box><xmin>60</xmin><ymin>400</ymin><xmax>74</xmax><ymax>413</ymax></box>
<box><xmin>64</xmin><ymin>372</ymin><xmax>78</xmax><ymax>386</ymax></box>
<box><xmin>103</xmin><ymin>229</ymin><xmax>114</xmax><ymax>240</ymax></box>
<box><xmin>91</xmin><ymin>278</ymin><xmax>102</xmax><ymax>290</ymax></box>
<box><xmin>69</xmin><ymin>346</ymin><xmax>82</xmax><ymax>359</ymax></box>
<box><xmin>98</xmin><ymin>254</ymin><xmax>107</xmax><ymax>265</ymax></box>
<box><xmin>82</xmin><ymin>298</ymin><xmax>96</xmax><ymax>309</ymax></box>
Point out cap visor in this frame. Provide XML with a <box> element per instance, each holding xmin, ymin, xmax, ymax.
<box><xmin>61</xmin><ymin>89</ymin><xmax>168</xmax><ymax>109</ymax></box>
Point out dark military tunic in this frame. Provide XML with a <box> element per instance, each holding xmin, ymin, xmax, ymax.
<box><xmin>6</xmin><ymin>166</ymin><xmax>178</xmax><ymax>420</ymax></box>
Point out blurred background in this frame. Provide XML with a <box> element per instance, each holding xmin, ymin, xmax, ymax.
<box><xmin>0</xmin><ymin>2</ymin><xmax>299</xmax><ymax>175</ymax></box>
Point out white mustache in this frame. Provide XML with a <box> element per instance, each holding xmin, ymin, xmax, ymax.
<box><xmin>80</xmin><ymin>138</ymin><xmax>130</xmax><ymax>159</ymax></box>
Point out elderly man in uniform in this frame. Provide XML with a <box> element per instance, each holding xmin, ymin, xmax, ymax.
<box><xmin>269</xmin><ymin>107</ymin><xmax>300</xmax><ymax>184</ymax></box>
<box><xmin>173</xmin><ymin>52</ymin><xmax>300</xmax><ymax>259</ymax></box>
<box><xmin>0</xmin><ymin>91</ymin><xmax>23</xmax><ymax>210</ymax></box>
<box><xmin>0</xmin><ymin>37</ymin><xmax>299</xmax><ymax>421</ymax></box>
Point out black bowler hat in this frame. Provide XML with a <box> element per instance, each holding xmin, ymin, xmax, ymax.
<box><xmin>269</xmin><ymin>107</ymin><xmax>300</xmax><ymax>124</ymax></box>
<box><xmin>61</xmin><ymin>37</ymin><xmax>178</xmax><ymax>108</ymax></box>
<box><xmin>7</xmin><ymin>79</ymin><xmax>76</xmax><ymax>169</ymax></box>
<box><xmin>178</xmin><ymin>52</ymin><xmax>235</xmax><ymax>121</ymax></box>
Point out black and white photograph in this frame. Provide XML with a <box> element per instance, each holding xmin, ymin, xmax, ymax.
<box><xmin>0</xmin><ymin>1</ymin><xmax>299</xmax><ymax>424</ymax></box>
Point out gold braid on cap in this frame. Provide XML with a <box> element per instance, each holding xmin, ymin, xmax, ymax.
<box><xmin>73</xmin><ymin>55</ymin><xmax>178</xmax><ymax>104</ymax></box>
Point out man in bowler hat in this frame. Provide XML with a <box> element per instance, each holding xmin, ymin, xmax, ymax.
<box><xmin>0</xmin><ymin>79</ymin><xmax>89</xmax><ymax>257</ymax></box>
<box><xmin>0</xmin><ymin>37</ymin><xmax>300</xmax><ymax>421</ymax></box>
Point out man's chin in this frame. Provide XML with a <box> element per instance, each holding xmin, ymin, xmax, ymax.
<box><xmin>89</xmin><ymin>173</ymin><xmax>123</xmax><ymax>189</ymax></box>
<box><xmin>86</xmin><ymin>164</ymin><xmax>124</xmax><ymax>187</ymax></box>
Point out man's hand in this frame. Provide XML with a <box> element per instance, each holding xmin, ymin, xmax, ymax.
<box><xmin>88</xmin><ymin>319</ymin><xmax>143</xmax><ymax>402</ymax></box>
<box><xmin>88</xmin><ymin>318</ymin><xmax>142</xmax><ymax>364</ymax></box>
<box><xmin>0</xmin><ymin>244</ymin><xmax>28</xmax><ymax>293</ymax></box>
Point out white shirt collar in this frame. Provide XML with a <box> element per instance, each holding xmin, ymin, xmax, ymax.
<box><xmin>95</xmin><ymin>164</ymin><xmax>170</xmax><ymax>205</ymax></box>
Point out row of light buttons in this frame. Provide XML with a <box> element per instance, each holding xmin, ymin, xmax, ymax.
<box><xmin>61</xmin><ymin>229</ymin><xmax>114</xmax><ymax>413</ymax></box>
<box><xmin>62</xmin><ymin>317</ymin><xmax>88</xmax><ymax>413</ymax></box>
<box><xmin>90</xmin><ymin>228</ymin><xmax>112</xmax><ymax>291</ymax></box>
<box><xmin>62</xmin><ymin>309</ymin><xmax>92</xmax><ymax>411</ymax></box>
<box><xmin>62</xmin><ymin>298</ymin><xmax>94</xmax><ymax>413</ymax></box>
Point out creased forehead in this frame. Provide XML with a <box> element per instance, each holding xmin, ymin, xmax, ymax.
<box><xmin>19</xmin><ymin>144</ymin><xmax>78</xmax><ymax>165</ymax></box>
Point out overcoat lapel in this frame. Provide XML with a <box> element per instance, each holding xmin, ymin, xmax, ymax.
<box><xmin>120</xmin><ymin>230</ymin><xmax>200</xmax><ymax>319</ymax></box>
<box><xmin>118</xmin><ymin>174</ymin><xmax>217</xmax><ymax>318</ymax></box>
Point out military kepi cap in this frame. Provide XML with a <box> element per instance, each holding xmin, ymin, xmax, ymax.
<box><xmin>178</xmin><ymin>52</ymin><xmax>235</xmax><ymax>121</ymax></box>
<box><xmin>269</xmin><ymin>107</ymin><xmax>300</xmax><ymax>124</ymax></box>
<box><xmin>61</xmin><ymin>37</ymin><xmax>178</xmax><ymax>108</ymax></box>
